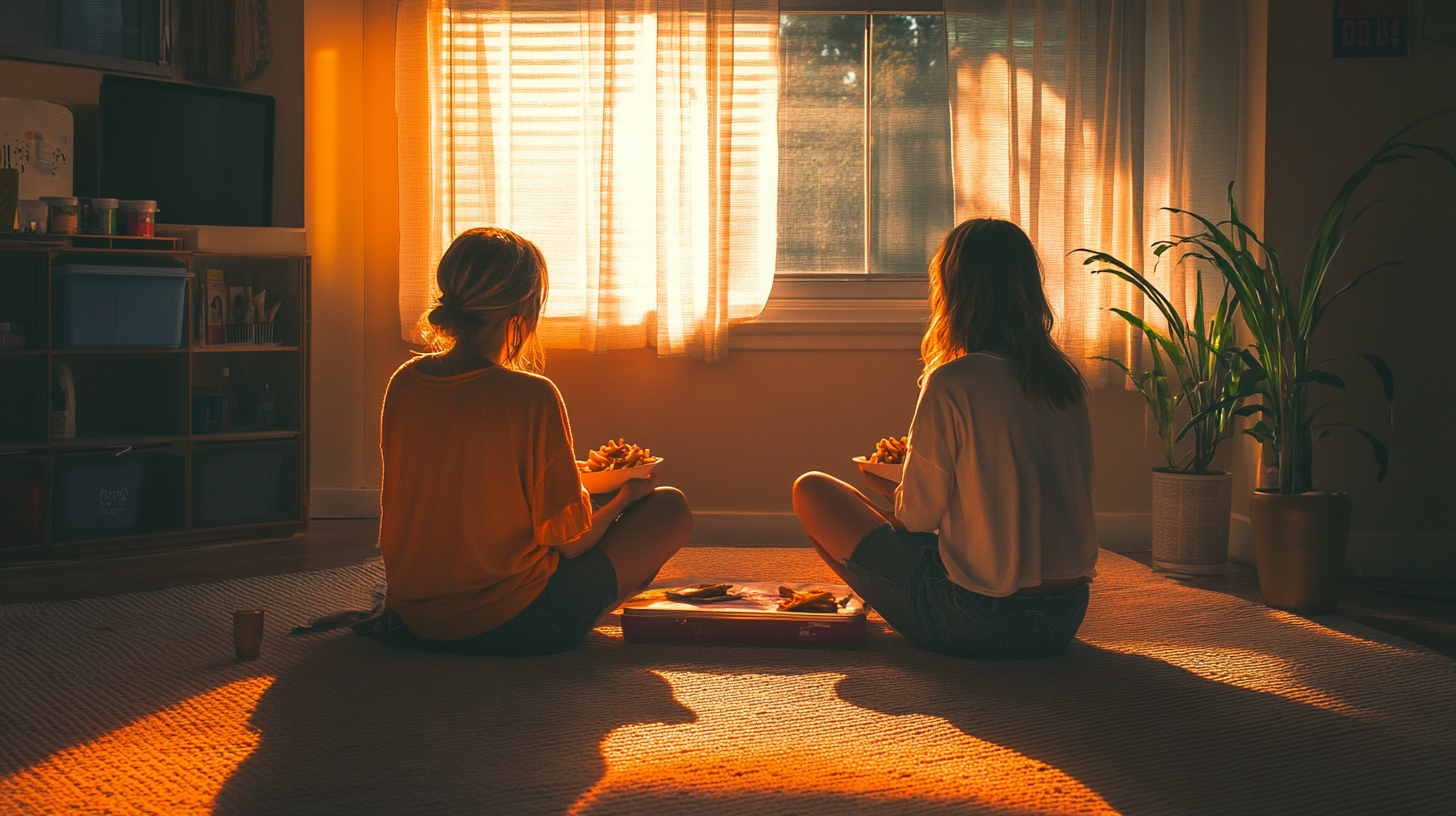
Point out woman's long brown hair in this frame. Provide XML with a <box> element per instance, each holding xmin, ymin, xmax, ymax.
<box><xmin>920</xmin><ymin>218</ymin><xmax>1087</xmax><ymax>409</ymax></box>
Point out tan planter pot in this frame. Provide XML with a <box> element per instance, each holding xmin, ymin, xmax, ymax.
<box><xmin>1249</xmin><ymin>490</ymin><xmax>1352</xmax><ymax>614</ymax></box>
<box><xmin>1151</xmin><ymin>469</ymin><xmax>1233</xmax><ymax>574</ymax></box>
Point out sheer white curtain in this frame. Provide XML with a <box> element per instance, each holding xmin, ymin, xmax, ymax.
<box><xmin>944</xmin><ymin>0</ymin><xmax>1241</xmax><ymax>387</ymax></box>
<box><xmin>397</xmin><ymin>0</ymin><xmax>778</xmax><ymax>360</ymax></box>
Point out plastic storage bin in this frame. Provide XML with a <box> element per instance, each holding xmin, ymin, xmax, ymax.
<box><xmin>54</xmin><ymin>455</ymin><xmax>145</xmax><ymax>539</ymax></box>
<box><xmin>193</xmin><ymin>445</ymin><xmax>286</xmax><ymax>527</ymax></box>
<box><xmin>0</xmin><ymin>476</ymin><xmax>43</xmax><ymax>546</ymax></box>
<box><xmin>53</xmin><ymin>265</ymin><xmax>191</xmax><ymax>348</ymax></box>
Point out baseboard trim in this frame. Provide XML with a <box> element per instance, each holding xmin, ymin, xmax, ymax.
<box><xmin>688</xmin><ymin>512</ymin><xmax>808</xmax><ymax>546</ymax></box>
<box><xmin>1095</xmin><ymin>513</ymin><xmax>1152</xmax><ymax>553</ymax></box>
<box><xmin>1230</xmin><ymin>514</ymin><xmax>1255</xmax><ymax>566</ymax></box>
<box><xmin>307</xmin><ymin>492</ymin><xmax>1453</xmax><ymax>580</ymax></box>
<box><xmin>697</xmin><ymin>511</ymin><xmax>1162</xmax><ymax>550</ymax></box>
<box><xmin>309</xmin><ymin>495</ymin><xmax>1155</xmax><ymax>552</ymax></box>
<box><xmin>1344</xmin><ymin>532</ymin><xmax>1456</xmax><ymax>582</ymax></box>
<box><xmin>310</xmin><ymin>489</ymin><xmax>381</xmax><ymax>519</ymax></box>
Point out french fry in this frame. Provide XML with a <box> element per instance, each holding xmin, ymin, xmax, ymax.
<box><xmin>578</xmin><ymin>439</ymin><xmax>661</xmax><ymax>472</ymax></box>
<box><xmin>867</xmin><ymin>436</ymin><xmax>909</xmax><ymax>464</ymax></box>
<box><xmin>776</xmin><ymin>586</ymin><xmax>845</xmax><ymax>613</ymax></box>
<box><xmin>666</xmin><ymin>583</ymin><xmax>737</xmax><ymax>603</ymax></box>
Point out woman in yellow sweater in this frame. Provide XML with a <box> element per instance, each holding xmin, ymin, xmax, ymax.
<box><xmin>376</xmin><ymin>227</ymin><xmax>693</xmax><ymax>656</ymax></box>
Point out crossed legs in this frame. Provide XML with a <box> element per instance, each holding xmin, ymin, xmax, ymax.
<box><xmin>792</xmin><ymin>471</ymin><xmax>895</xmax><ymax>583</ymax></box>
<box><xmin>594</xmin><ymin>486</ymin><xmax>694</xmax><ymax>602</ymax></box>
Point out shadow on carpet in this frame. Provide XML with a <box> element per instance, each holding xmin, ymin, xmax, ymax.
<box><xmin>2</xmin><ymin>549</ymin><xmax>1454</xmax><ymax>815</ymax></box>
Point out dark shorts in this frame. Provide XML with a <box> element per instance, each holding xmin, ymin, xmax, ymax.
<box><xmin>385</xmin><ymin>547</ymin><xmax>619</xmax><ymax>657</ymax></box>
<box><xmin>842</xmin><ymin>524</ymin><xmax>1090</xmax><ymax>659</ymax></box>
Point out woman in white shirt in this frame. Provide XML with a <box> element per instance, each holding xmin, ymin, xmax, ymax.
<box><xmin>794</xmin><ymin>218</ymin><xmax>1098</xmax><ymax>659</ymax></box>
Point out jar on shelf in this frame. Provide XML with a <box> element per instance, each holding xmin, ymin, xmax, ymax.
<box><xmin>87</xmin><ymin>198</ymin><xmax>122</xmax><ymax>235</ymax></box>
<box><xmin>16</xmin><ymin>200</ymin><xmax>48</xmax><ymax>233</ymax></box>
<box><xmin>40</xmin><ymin>196</ymin><xmax>80</xmax><ymax>235</ymax></box>
<box><xmin>121</xmin><ymin>200</ymin><xmax>159</xmax><ymax>237</ymax></box>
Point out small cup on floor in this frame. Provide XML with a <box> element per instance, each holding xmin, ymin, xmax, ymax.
<box><xmin>234</xmin><ymin>609</ymin><xmax>265</xmax><ymax>660</ymax></box>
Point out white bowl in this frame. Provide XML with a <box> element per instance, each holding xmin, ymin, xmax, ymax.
<box><xmin>578</xmin><ymin>458</ymin><xmax>663</xmax><ymax>495</ymax></box>
<box><xmin>853</xmin><ymin>456</ymin><xmax>904</xmax><ymax>483</ymax></box>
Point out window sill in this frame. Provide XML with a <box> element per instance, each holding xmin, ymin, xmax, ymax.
<box><xmin>731</xmin><ymin>296</ymin><xmax>929</xmax><ymax>350</ymax></box>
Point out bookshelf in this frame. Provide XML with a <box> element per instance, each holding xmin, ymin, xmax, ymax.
<box><xmin>0</xmin><ymin>240</ymin><xmax>309</xmax><ymax>561</ymax></box>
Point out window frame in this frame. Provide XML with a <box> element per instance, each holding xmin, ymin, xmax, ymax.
<box><xmin>0</xmin><ymin>0</ymin><xmax>173</xmax><ymax>78</ymax></box>
<box><xmin>749</xmin><ymin>0</ymin><xmax>945</xmax><ymax>347</ymax></box>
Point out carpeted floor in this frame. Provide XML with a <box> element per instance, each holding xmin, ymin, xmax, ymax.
<box><xmin>2</xmin><ymin>548</ymin><xmax>1454</xmax><ymax>816</ymax></box>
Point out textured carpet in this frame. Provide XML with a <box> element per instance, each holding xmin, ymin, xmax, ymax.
<box><xmin>2</xmin><ymin>548</ymin><xmax>1454</xmax><ymax>816</ymax></box>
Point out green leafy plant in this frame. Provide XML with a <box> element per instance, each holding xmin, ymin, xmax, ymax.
<box><xmin>1151</xmin><ymin>108</ymin><xmax>1456</xmax><ymax>494</ymax></box>
<box><xmin>1075</xmin><ymin>249</ymin><xmax>1246</xmax><ymax>473</ymax></box>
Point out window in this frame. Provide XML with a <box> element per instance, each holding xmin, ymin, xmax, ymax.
<box><xmin>396</xmin><ymin>0</ymin><xmax>779</xmax><ymax>360</ymax></box>
<box><xmin>776</xmin><ymin>10</ymin><xmax>954</xmax><ymax>280</ymax></box>
<box><xmin>0</xmin><ymin>0</ymin><xmax>169</xmax><ymax>76</ymax></box>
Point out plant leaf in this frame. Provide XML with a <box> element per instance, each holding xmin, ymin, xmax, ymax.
<box><xmin>1295</xmin><ymin>370</ymin><xmax>1346</xmax><ymax>389</ymax></box>
<box><xmin>1244</xmin><ymin>421</ymin><xmax>1276</xmax><ymax>445</ymax></box>
<box><xmin>1360</xmin><ymin>354</ymin><xmax>1396</xmax><ymax>404</ymax></box>
<box><xmin>1090</xmin><ymin>355</ymin><xmax>1135</xmax><ymax>378</ymax></box>
<box><xmin>1314</xmin><ymin>423</ymin><xmax>1392</xmax><ymax>483</ymax></box>
<box><xmin>1358</xmin><ymin>428</ymin><xmax>1391</xmax><ymax>482</ymax></box>
<box><xmin>1317</xmin><ymin>261</ymin><xmax>1405</xmax><ymax>329</ymax></box>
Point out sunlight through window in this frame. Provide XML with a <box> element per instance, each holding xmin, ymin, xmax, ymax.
<box><xmin>0</xmin><ymin>677</ymin><xmax>273</xmax><ymax>815</ymax></box>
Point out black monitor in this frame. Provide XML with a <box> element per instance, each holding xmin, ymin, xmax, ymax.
<box><xmin>99</xmin><ymin>75</ymin><xmax>274</xmax><ymax>227</ymax></box>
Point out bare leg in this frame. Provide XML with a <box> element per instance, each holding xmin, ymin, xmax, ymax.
<box><xmin>793</xmin><ymin>471</ymin><xmax>892</xmax><ymax>567</ymax></box>
<box><xmin>809</xmin><ymin>538</ymin><xmax>856</xmax><ymax>586</ymax></box>
<box><xmin>593</xmin><ymin>486</ymin><xmax>694</xmax><ymax>602</ymax></box>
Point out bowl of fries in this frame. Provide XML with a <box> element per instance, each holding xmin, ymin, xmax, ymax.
<box><xmin>577</xmin><ymin>439</ymin><xmax>662</xmax><ymax>494</ymax></box>
<box><xmin>853</xmin><ymin>436</ymin><xmax>908</xmax><ymax>483</ymax></box>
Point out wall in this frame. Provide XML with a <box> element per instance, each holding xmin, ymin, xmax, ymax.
<box><xmin>1259</xmin><ymin>1</ymin><xmax>1456</xmax><ymax>579</ymax></box>
<box><xmin>301</xmin><ymin>0</ymin><xmax>1166</xmax><ymax>544</ymax></box>
<box><xmin>0</xmin><ymin>0</ymin><xmax>305</xmax><ymax>227</ymax></box>
<box><xmin>1228</xmin><ymin>0</ymin><xmax>1268</xmax><ymax>564</ymax></box>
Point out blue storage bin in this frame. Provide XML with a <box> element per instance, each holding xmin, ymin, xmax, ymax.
<box><xmin>193</xmin><ymin>445</ymin><xmax>286</xmax><ymax>527</ymax></box>
<box><xmin>53</xmin><ymin>265</ymin><xmax>191</xmax><ymax>349</ymax></box>
<box><xmin>54</xmin><ymin>455</ymin><xmax>146</xmax><ymax>538</ymax></box>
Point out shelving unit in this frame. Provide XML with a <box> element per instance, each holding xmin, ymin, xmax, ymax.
<box><xmin>0</xmin><ymin>241</ymin><xmax>309</xmax><ymax>561</ymax></box>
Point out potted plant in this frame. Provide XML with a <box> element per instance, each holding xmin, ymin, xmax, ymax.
<box><xmin>1151</xmin><ymin>108</ymin><xmax>1455</xmax><ymax>612</ymax></box>
<box><xmin>1076</xmin><ymin>248</ymin><xmax>1247</xmax><ymax>574</ymax></box>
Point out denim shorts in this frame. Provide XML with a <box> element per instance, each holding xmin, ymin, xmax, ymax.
<box><xmin>387</xmin><ymin>547</ymin><xmax>619</xmax><ymax>657</ymax></box>
<box><xmin>842</xmin><ymin>524</ymin><xmax>1090</xmax><ymax>659</ymax></box>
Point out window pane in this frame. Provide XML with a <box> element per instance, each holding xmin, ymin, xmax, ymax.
<box><xmin>777</xmin><ymin>14</ymin><xmax>865</xmax><ymax>275</ymax></box>
<box><xmin>870</xmin><ymin>14</ymin><xmax>952</xmax><ymax>276</ymax></box>
<box><xmin>0</xmin><ymin>0</ymin><xmax>158</xmax><ymax>62</ymax></box>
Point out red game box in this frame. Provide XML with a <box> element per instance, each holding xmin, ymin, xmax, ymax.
<box><xmin>619</xmin><ymin>580</ymin><xmax>867</xmax><ymax>647</ymax></box>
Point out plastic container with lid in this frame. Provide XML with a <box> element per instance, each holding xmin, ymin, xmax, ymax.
<box><xmin>17</xmin><ymin>200</ymin><xmax>48</xmax><ymax>233</ymax></box>
<box><xmin>87</xmin><ymin>198</ymin><xmax>121</xmax><ymax>235</ymax></box>
<box><xmin>52</xmin><ymin>263</ymin><xmax>192</xmax><ymax>348</ymax></box>
<box><xmin>41</xmin><ymin>196</ymin><xmax>80</xmax><ymax>235</ymax></box>
<box><xmin>121</xmin><ymin>200</ymin><xmax>159</xmax><ymax>237</ymax></box>
<box><xmin>192</xmin><ymin>443</ymin><xmax>290</xmax><ymax>528</ymax></box>
<box><xmin>53</xmin><ymin>454</ymin><xmax>146</xmax><ymax>540</ymax></box>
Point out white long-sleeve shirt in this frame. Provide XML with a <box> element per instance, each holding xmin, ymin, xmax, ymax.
<box><xmin>894</xmin><ymin>352</ymin><xmax>1098</xmax><ymax>597</ymax></box>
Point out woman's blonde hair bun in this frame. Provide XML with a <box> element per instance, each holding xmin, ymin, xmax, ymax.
<box><xmin>418</xmin><ymin>227</ymin><xmax>549</xmax><ymax>370</ymax></box>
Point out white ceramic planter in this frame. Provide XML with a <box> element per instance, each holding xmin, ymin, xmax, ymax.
<box><xmin>1151</xmin><ymin>469</ymin><xmax>1233</xmax><ymax>574</ymax></box>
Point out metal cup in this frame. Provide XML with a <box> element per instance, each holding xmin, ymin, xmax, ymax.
<box><xmin>233</xmin><ymin>609</ymin><xmax>265</xmax><ymax>660</ymax></box>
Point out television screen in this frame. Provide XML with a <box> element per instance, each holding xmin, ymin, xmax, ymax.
<box><xmin>99</xmin><ymin>75</ymin><xmax>274</xmax><ymax>227</ymax></box>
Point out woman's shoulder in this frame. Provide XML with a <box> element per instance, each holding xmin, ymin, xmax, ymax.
<box><xmin>503</xmin><ymin>368</ymin><xmax>565</xmax><ymax>401</ymax></box>
<box><xmin>388</xmin><ymin>357</ymin><xmax>555</xmax><ymax>397</ymax></box>
<box><xmin>929</xmin><ymin>352</ymin><xmax>1016</xmax><ymax>387</ymax></box>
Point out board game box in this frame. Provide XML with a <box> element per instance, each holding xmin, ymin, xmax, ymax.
<box><xmin>619</xmin><ymin>580</ymin><xmax>867</xmax><ymax>647</ymax></box>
